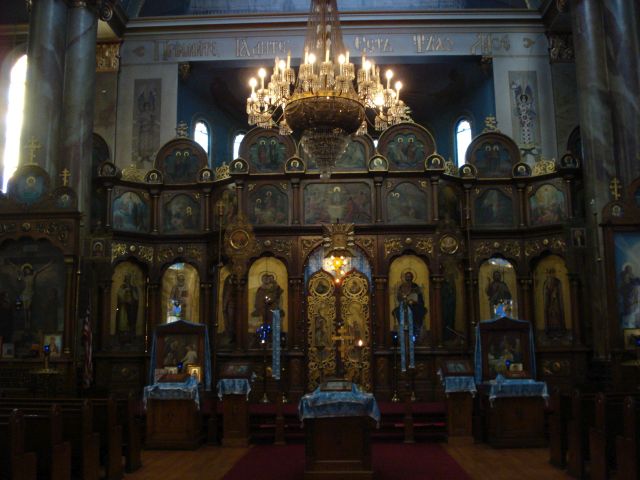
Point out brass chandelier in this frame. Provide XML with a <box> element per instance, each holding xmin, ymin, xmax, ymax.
<box><xmin>246</xmin><ymin>0</ymin><xmax>412</xmax><ymax>179</ymax></box>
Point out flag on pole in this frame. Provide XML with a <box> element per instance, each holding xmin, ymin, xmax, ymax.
<box><xmin>82</xmin><ymin>306</ymin><xmax>93</xmax><ymax>389</ymax></box>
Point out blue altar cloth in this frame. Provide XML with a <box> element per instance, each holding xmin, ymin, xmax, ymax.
<box><xmin>298</xmin><ymin>383</ymin><xmax>381</xmax><ymax>427</ymax></box>
<box><xmin>437</xmin><ymin>370</ymin><xmax>477</xmax><ymax>396</ymax></box>
<box><xmin>143</xmin><ymin>376</ymin><xmax>200</xmax><ymax>410</ymax></box>
<box><xmin>217</xmin><ymin>378</ymin><xmax>252</xmax><ymax>400</ymax></box>
<box><xmin>486</xmin><ymin>375</ymin><xmax>549</xmax><ymax>406</ymax></box>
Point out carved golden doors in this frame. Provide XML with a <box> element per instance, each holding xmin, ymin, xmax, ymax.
<box><xmin>306</xmin><ymin>269</ymin><xmax>371</xmax><ymax>391</ymax></box>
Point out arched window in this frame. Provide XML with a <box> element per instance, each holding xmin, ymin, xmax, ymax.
<box><xmin>455</xmin><ymin>118</ymin><xmax>472</xmax><ymax>166</ymax></box>
<box><xmin>2</xmin><ymin>54</ymin><xmax>27</xmax><ymax>192</ymax></box>
<box><xmin>193</xmin><ymin>120</ymin><xmax>209</xmax><ymax>154</ymax></box>
<box><xmin>232</xmin><ymin>133</ymin><xmax>245</xmax><ymax>160</ymax></box>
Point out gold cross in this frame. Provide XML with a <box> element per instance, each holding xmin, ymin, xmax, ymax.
<box><xmin>24</xmin><ymin>137</ymin><xmax>42</xmax><ymax>164</ymax></box>
<box><xmin>331</xmin><ymin>324</ymin><xmax>353</xmax><ymax>360</ymax></box>
<box><xmin>59</xmin><ymin>168</ymin><xmax>71</xmax><ymax>187</ymax></box>
<box><xmin>609</xmin><ymin>177</ymin><xmax>622</xmax><ymax>201</ymax></box>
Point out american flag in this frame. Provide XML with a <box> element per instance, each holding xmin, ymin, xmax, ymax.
<box><xmin>82</xmin><ymin>306</ymin><xmax>93</xmax><ymax>389</ymax></box>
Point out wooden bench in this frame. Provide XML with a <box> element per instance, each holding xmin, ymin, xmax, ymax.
<box><xmin>0</xmin><ymin>405</ymin><xmax>71</xmax><ymax>480</ymax></box>
<box><xmin>616</xmin><ymin>396</ymin><xmax>640</xmax><ymax>480</ymax></box>
<box><xmin>0</xmin><ymin>409</ymin><xmax>37</xmax><ymax>480</ymax></box>
<box><xmin>1</xmin><ymin>397</ymin><xmax>123</xmax><ymax>480</ymax></box>
<box><xmin>0</xmin><ymin>399</ymin><xmax>100</xmax><ymax>480</ymax></box>
<box><xmin>114</xmin><ymin>395</ymin><xmax>142</xmax><ymax>472</ymax></box>
<box><xmin>589</xmin><ymin>392</ymin><xmax>640</xmax><ymax>480</ymax></box>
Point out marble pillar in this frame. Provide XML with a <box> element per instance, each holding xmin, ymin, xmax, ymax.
<box><xmin>602</xmin><ymin>0</ymin><xmax>640</xmax><ymax>183</ymax></box>
<box><xmin>571</xmin><ymin>0</ymin><xmax>616</xmax><ymax>358</ymax></box>
<box><xmin>60</xmin><ymin>1</ymin><xmax>97</xmax><ymax>214</ymax></box>
<box><xmin>22</xmin><ymin>0</ymin><xmax>67</xmax><ymax>174</ymax></box>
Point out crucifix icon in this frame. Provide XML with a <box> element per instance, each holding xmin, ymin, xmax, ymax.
<box><xmin>24</xmin><ymin>137</ymin><xmax>42</xmax><ymax>164</ymax></box>
<box><xmin>331</xmin><ymin>323</ymin><xmax>353</xmax><ymax>379</ymax></box>
<box><xmin>609</xmin><ymin>178</ymin><xmax>622</xmax><ymax>201</ymax></box>
<box><xmin>59</xmin><ymin>168</ymin><xmax>71</xmax><ymax>187</ymax></box>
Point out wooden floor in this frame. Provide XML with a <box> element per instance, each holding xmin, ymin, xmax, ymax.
<box><xmin>124</xmin><ymin>443</ymin><xmax>571</xmax><ymax>479</ymax></box>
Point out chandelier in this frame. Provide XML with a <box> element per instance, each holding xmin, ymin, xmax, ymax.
<box><xmin>246</xmin><ymin>0</ymin><xmax>412</xmax><ymax>179</ymax></box>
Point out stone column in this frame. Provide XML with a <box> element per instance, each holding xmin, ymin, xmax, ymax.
<box><xmin>59</xmin><ymin>1</ymin><xmax>98</xmax><ymax>215</ymax></box>
<box><xmin>21</xmin><ymin>0</ymin><xmax>68</xmax><ymax>173</ymax></box>
<box><xmin>602</xmin><ymin>0</ymin><xmax>640</xmax><ymax>183</ymax></box>
<box><xmin>570</xmin><ymin>0</ymin><xmax>616</xmax><ymax>358</ymax></box>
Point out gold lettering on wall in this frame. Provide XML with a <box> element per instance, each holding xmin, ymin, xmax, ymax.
<box><xmin>413</xmin><ymin>34</ymin><xmax>453</xmax><ymax>53</ymax></box>
<box><xmin>236</xmin><ymin>38</ymin><xmax>291</xmax><ymax>58</ymax></box>
<box><xmin>353</xmin><ymin>36</ymin><xmax>393</xmax><ymax>54</ymax></box>
<box><xmin>161</xmin><ymin>40</ymin><xmax>218</xmax><ymax>60</ymax></box>
<box><xmin>470</xmin><ymin>33</ymin><xmax>511</xmax><ymax>55</ymax></box>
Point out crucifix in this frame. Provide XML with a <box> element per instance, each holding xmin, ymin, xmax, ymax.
<box><xmin>59</xmin><ymin>168</ymin><xmax>71</xmax><ymax>187</ymax></box>
<box><xmin>331</xmin><ymin>322</ymin><xmax>353</xmax><ymax>379</ymax></box>
<box><xmin>609</xmin><ymin>177</ymin><xmax>622</xmax><ymax>201</ymax></box>
<box><xmin>24</xmin><ymin>137</ymin><xmax>42</xmax><ymax>164</ymax></box>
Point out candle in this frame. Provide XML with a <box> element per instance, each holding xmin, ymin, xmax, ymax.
<box><xmin>325</xmin><ymin>47</ymin><xmax>330</xmax><ymax>63</ymax></box>
<box><xmin>346</xmin><ymin>50</ymin><xmax>349</xmax><ymax>64</ymax></box>
<box><xmin>287</xmin><ymin>51</ymin><xmax>291</xmax><ymax>69</ymax></box>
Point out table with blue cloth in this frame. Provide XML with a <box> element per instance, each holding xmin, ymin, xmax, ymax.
<box><xmin>217</xmin><ymin>378</ymin><xmax>253</xmax><ymax>447</ymax></box>
<box><xmin>299</xmin><ymin>382</ymin><xmax>378</xmax><ymax>480</ymax></box>
<box><xmin>437</xmin><ymin>370</ymin><xmax>476</xmax><ymax>442</ymax></box>
<box><xmin>479</xmin><ymin>375</ymin><xmax>549</xmax><ymax>448</ymax></box>
<box><xmin>144</xmin><ymin>376</ymin><xmax>203</xmax><ymax>449</ymax></box>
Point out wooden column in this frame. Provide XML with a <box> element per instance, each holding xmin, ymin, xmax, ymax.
<box><xmin>290</xmin><ymin>178</ymin><xmax>301</xmax><ymax>225</ymax></box>
<box><xmin>235</xmin><ymin>277</ymin><xmax>248</xmax><ymax>352</ymax></box>
<box><xmin>99</xmin><ymin>280</ymin><xmax>111</xmax><ymax>350</ymax></box>
<box><xmin>104</xmin><ymin>185</ymin><xmax>113</xmax><ymax>228</ymax></box>
<box><xmin>201</xmin><ymin>282</ymin><xmax>212</xmax><ymax>326</ymax></box>
<box><xmin>288</xmin><ymin>276</ymin><xmax>303</xmax><ymax>350</ymax></box>
<box><xmin>374</xmin><ymin>276</ymin><xmax>388</xmax><ymax>348</ymax></box>
<box><xmin>430</xmin><ymin>177</ymin><xmax>439</xmax><ymax>222</ymax></box>
<box><xmin>374</xmin><ymin>176</ymin><xmax>384</xmax><ymax>223</ymax></box>
<box><xmin>518</xmin><ymin>277</ymin><xmax>533</xmax><ymax>322</ymax></box>
<box><xmin>517</xmin><ymin>184</ymin><xmax>526</xmax><ymax>227</ymax></box>
<box><xmin>63</xmin><ymin>257</ymin><xmax>77</xmax><ymax>355</ymax></box>
<box><xmin>203</xmin><ymin>190</ymin><xmax>211</xmax><ymax>232</ymax></box>
<box><xmin>568</xmin><ymin>273</ymin><xmax>582</xmax><ymax>346</ymax></box>
<box><xmin>431</xmin><ymin>274</ymin><xmax>443</xmax><ymax>347</ymax></box>
<box><xmin>150</xmin><ymin>191</ymin><xmax>160</xmax><ymax>233</ymax></box>
<box><xmin>147</xmin><ymin>283</ymin><xmax>161</xmax><ymax>333</ymax></box>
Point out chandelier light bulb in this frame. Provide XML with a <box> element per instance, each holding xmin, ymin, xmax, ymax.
<box><xmin>308</xmin><ymin>53</ymin><xmax>316</xmax><ymax>65</ymax></box>
<box><xmin>338</xmin><ymin>54</ymin><xmax>345</xmax><ymax>64</ymax></box>
<box><xmin>279</xmin><ymin>60</ymin><xmax>286</xmax><ymax>71</ymax></box>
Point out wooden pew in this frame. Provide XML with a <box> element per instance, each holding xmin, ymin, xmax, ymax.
<box><xmin>86</xmin><ymin>398</ymin><xmax>123</xmax><ymax>480</ymax></box>
<box><xmin>0</xmin><ymin>409</ymin><xmax>37</xmax><ymax>480</ymax></box>
<box><xmin>0</xmin><ymin>397</ymin><xmax>122</xmax><ymax>480</ymax></box>
<box><xmin>589</xmin><ymin>392</ymin><xmax>640</xmax><ymax>480</ymax></box>
<box><xmin>0</xmin><ymin>399</ymin><xmax>100</xmax><ymax>480</ymax></box>
<box><xmin>616</xmin><ymin>396</ymin><xmax>640</xmax><ymax>480</ymax></box>
<box><xmin>0</xmin><ymin>405</ymin><xmax>72</xmax><ymax>480</ymax></box>
<box><xmin>566</xmin><ymin>389</ymin><xmax>596</xmax><ymax>478</ymax></box>
<box><xmin>548</xmin><ymin>389</ymin><xmax>571</xmax><ymax>468</ymax></box>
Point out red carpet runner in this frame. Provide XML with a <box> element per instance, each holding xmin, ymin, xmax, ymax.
<box><xmin>222</xmin><ymin>443</ymin><xmax>471</xmax><ymax>480</ymax></box>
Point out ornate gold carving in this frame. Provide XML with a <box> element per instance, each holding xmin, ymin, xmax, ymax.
<box><xmin>444</xmin><ymin>158</ymin><xmax>457</xmax><ymax>176</ymax></box>
<box><xmin>532</xmin><ymin>158</ymin><xmax>557</xmax><ymax>176</ymax></box>
<box><xmin>280</xmin><ymin>183</ymin><xmax>288</xmax><ymax>191</ymax></box>
<box><xmin>307</xmin><ymin>270</ymin><xmax>337</xmax><ymax>391</ymax></box>
<box><xmin>548</xmin><ymin>33</ymin><xmax>574</xmax><ymax>63</ymax></box>
<box><xmin>415</xmin><ymin>237</ymin><xmax>434</xmax><ymax>255</ymax></box>
<box><xmin>215</xmin><ymin>163</ymin><xmax>230</xmax><ymax>181</ymax></box>
<box><xmin>121</xmin><ymin>164</ymin><xmax>147</xmax><ymax>183</ymax></box>
<box><xmin>439</xmin><ymin>234</ymin><xmax>459</xmax><ymax>255</ymax></box>
<box><xmin>111</xmin><ymin>242</ymin><xmax>153</xmax><ymax>263</ymax></box>
<box><xmin>384</xmin><ymin>237</ymin><xmax>403</xmax><ymax>258</ymax></box>
<box><xmin>419</xmin><ymin>181</ymin><xmax>428</xmax><ymax>190</ymax></box>
<box><xmin>259</xmin><ymin>238</ymin><xmax>293</xmax><ymax>259</ymax></box>
<box><xmin>386</xmin><ymin>180</ymin><xmax>395</xmax><ymax>190</ymax></box>
<box><xmin>323</xmin><ymin>222</ymin><xmax>356</xmax><ymax>258</ymax></box>
<box><xmin>301</xmin><ymin>237</ymin><xmax>323</xmax><ymax>260</ymax></box>
<box><xmin>157</xmin><ymin>245</ymin><xmax>203</xmax><ymax>263</ymax></box>
<box><xmin>483</xmin><ymin>116</ymin><xmax>499</xmax><ymax>133</ymax></box>
<box><xmin>474</xmin><ymin>240</ymin><xmax>521</xmax><ymax>262</ymax></box>
<box><xmin>355</xmin><ymin>236</ymin><xmax>375</xmax><ymax>260</ymax></box>
<box><xmin>524</xmin><ymin>236</ymin><xmax>567</xmax><ymax>257</ymax></box>
<box><xmin>247</xmin><ymin>183</ymin><xmax>255</xmax><ymax>192</ymax></box>
<box><xmin>542</xmin><ymin>359</ymin><xmax>570</xmax><ymax>376</ymax></box>
<box><xmin>96</xmin><ymin>42</ymin><xmax>120</xmax><ymax>72</ymax></box>
<box><xmin>224</xmin><ymin>216</ymin><xmax>258</xmax><ymax>278</ymax></box>
<box><xmin>175</xmin><ymin>121</ymin><xmax>189</xmax><ymax>138</ymax></box>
